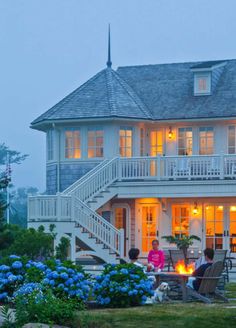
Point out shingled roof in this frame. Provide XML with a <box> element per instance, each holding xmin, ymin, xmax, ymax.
<box><xmin>31</xmin><ymin>67</ymin><xmax>151</xmax><ymax>126</ymax></box>
<box><xmin>31</xmin><ymin>59</ymin><xmax>236</xmax><ymax>128</ymax></box>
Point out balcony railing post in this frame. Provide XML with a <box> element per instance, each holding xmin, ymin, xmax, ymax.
<box><xmin>157</xmin><ymin>155</ymin><xmax>161</xmax><ymax>180</ymax></box>
<box><xmin>220</xmin><ymin>154</ymin><xmax>224</xmax><ymax>179</ymax></box>
<box><xmin>118</xmin><ymin>157</ymin><xmax>122</xmax><ymax>181</ymax></box>
<box><xmin>119</xmin><ymin>228</ymin><xmax>124</xmax><ymax>257</ymax></box>
<box><xmin>56</xmin><ymin>192</ymin><xmax>61</xmax><ymax>221</ymax></box>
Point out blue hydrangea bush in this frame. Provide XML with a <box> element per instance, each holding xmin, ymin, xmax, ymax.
<box><xmin>0</xmin><ymin>255</ymin><xmax>91</xmax><ymax>306</ymax></box>
<box><xmin>93</xmin><ymin>263</ymin><xmax>154</xmax><ymax>307</ymax></box>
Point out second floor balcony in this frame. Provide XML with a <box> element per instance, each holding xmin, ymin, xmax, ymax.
<box><xmin>119</xmin><ymin>154</ymin><xmax>236</xmax><ymax>181</ymax></box>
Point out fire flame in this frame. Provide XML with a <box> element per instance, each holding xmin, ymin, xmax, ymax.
<box><xmin>175</xmin><ymin>259</ymin><xmax>195</xmax><ymax>274</ymax></box>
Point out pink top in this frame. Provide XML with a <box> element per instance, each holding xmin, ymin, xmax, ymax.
<box><xmin>148</xmin><ymin>249</ymin><xmax>165</xmax><ymax>269</ymax></box>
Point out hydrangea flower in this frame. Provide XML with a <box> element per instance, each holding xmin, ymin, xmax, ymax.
<box><xmin>12</xmin><ymin>261</ymin><xmax>23</xmax><ymax>270</ymax></box>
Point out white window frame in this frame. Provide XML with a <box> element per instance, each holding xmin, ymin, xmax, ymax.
<box><xmin>228</xmin><ymin>126</ymin><xmax>236</xmax><ymax>154</ymax></box>
<box><xmin>119</xmin><ymin>127</ymin><xmax>133</xmax><ymax>157</ymax></box>
<box><xmin>178</xmin><ymin>127</ymin><xmax>193</xmax><ymax>156</ymax></box>
<box><xmin>199</xmin><ymin>126</ymin><xmax>214</xmax><ymax>155</ymax></box>
<box><xmin>87</xmin><ymin>127</ymin><xmax>104</xmax><ymax>158</ymax></box>
<box><xmin>194</xmin><ymin>73</ymin><xmax>211</xmax><ymax>95</ymax></box>
<box><xmin>64</xmin><ymin>128</ymin><xmax>81</xmax><ymax>159</ymax></box>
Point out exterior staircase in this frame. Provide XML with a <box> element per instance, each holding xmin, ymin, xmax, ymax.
<box><xmin>28</xmin><ymin>158</ymin><xmax>124</xmax><ymax>263</ymax></box>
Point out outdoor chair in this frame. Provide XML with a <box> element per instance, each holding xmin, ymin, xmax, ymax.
<box><xmin>187</xmin><ymin>261</ymin><xmax>228</xmax><ymax>303</ymax></box>
<box><xmin>207</xmin><ymin>157</ymin><xmax>220</xmax><ymax>177</ymax></box>
<box><xmin>173</xmin><ymin>159</ymin><xmax>190</xmax><ymax>180</ymax></box>
<box><xmin>214</xmin><ymin>249</ymin><xmax>229</xmax><ymax>282</ymax></box>
<box><xmin>169</xmin><ymin>249</ymin><xmax>186</xmax><ymax>269</ymax></box>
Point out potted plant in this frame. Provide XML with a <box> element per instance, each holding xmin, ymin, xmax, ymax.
<box><xmin>162</xmin><ymin>235</ymin><xmax>201</xmax><ymax>263</ymax></box>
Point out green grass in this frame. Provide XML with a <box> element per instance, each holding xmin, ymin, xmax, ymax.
<box><xmin>74</xmin><ymin>283</ymin><xmax>236</xmax><ymax>328</ymax></box>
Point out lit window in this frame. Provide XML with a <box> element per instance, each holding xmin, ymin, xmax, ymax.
<box><xmin>199</xmin><ymin>127</ymin><xmax>214</xmax><ymax>155</ymax></box>
<box><xmin>65</xmin><ymin>130</ymin><xmax>81</xmax><ymax>159</ymax></box>
<box><xmin>228</xmin><ymin>126</ymin><xmax>236</xmax><ymax>154</ymax></box>
<box><xmin>88</xmin><ymin>128</ymin><xmax>104</xmax><ymax>158</ymax></box>
<box><xmin>178</xmin><ymin>127</ymin><xmax>193</xmax><ymax>155</ymax></box>
<box><xmin>194</xmin><ymin>74</ymin><xmax>211</xmax><ymax>95</ymax></box>
<box><xmin>150</xmin><ymin>130</ymin><xmax>163</xmax><ymax>156</ymax></box>
<box><xmin>172</xmin><ymin>206</ymin><xmax>190</xmax><ymax>237</ymax></box>
<box><xmin>47</xmin><ymin>130</ymin><xmax>54</xmax><ymax>161</ymax></box>
<box><xmin>120</xmin><ymin>127</ymin><xmax>132</xmax><ymax>157</ymax></box>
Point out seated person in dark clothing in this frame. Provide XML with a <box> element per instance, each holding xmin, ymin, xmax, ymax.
<box><xmin>192</xmin><ymin>248</ymin><xmax>214</xmax><ymax>291</ymax></box>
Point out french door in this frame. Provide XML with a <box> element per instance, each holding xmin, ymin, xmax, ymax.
<box><xmin>113</xmin><ymin>207</ymin><xmax>129</xmax><ymax>257</ymax></box>
<box><xmin>204</xmin><ymin>205</ymin><xmax>236</xmax><ymax>254</ymax></box>
<box><xmin>141</xmin><ymin>205</ymin><xmax>158</xmax><ymax>253</ymax></box>
<box><xmin>149</xmin><ymin>130</ymin><xmax>163</xmax><ymax>176</ymax></box>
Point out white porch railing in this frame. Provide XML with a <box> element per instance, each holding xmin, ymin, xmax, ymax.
<box><xmin>73</xmin><ymin>197</ymin><xmax>124</xmax><ymax>256</ymax></box>
<box><xmin>28</xmin><ymin>195</ymin><xmax>71</xmax><ymax>221</ymax></box>
<box><xmin>120</xmin><ymin>154</ymin><xmax>236</xmax><ymax>180</ymax></box>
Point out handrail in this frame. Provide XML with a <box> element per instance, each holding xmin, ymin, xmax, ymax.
<box><xmin>62</xmin><ymin>160</ymin><xmax>109</xmax><ymax>194</ymax></box>
<box><xmin>67</xmin><ymin>157</ymin><xmax>119</xmax><ymax>201</ymax></box>
<box><xmin>73</xmin><ymin>197</ymin><xmax>123</xmax><ymax>255</ymax></box>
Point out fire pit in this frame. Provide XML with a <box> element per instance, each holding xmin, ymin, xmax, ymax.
<box><xmin>175</xmin><ymin>259</ymin><xmax>195</xmax><ymax>274</ymax></box>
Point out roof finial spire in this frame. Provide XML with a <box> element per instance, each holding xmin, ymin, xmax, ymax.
<box><xmin>106</xmin><ymin>24</ymin><xmax>112</xmax><ymax>68</ymax></box>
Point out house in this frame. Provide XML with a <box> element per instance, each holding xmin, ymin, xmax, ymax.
<box><xmin>28</xmin><ymin>36</ymin><xmax>236</xmax><ymax>263</ymax></box>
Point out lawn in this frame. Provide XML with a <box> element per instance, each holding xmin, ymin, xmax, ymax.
<box><xmin>75</xmin><ymin>283</ymin><xmax>236</xmax><ymax>328</ymax></box>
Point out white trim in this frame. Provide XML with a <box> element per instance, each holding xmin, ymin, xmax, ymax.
<box><xmin>111</xmin><ymin>203</ymin><xmax>131</xmax><ymax>257</ymax></box>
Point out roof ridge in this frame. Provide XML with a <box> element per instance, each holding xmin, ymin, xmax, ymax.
<box><xmin>117</xmin><ymin>58</ymin><xmax>235</xmax><ymax>70</ymax></box>
<box><xmin>111</xmin><ymin>69</ymin><xmax>152</xmax><ymax>119</ymax></box>
<box><xmin>105</xmin><ymin>68</ymin><xmax>117</xmax><ymax>116</ymax></box>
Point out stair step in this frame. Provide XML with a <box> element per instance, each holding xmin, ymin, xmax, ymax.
<box><xmin>94</xmin><ymin>195</ymin><xmax>104</xmax><ymax>198</ymax></box>
<box><xmin>101</xmin><ymin>190</ymin><xmax>110</xmax><ymax>193</ymax></box>
<box><xmin>87</xmin><ymin>200</ymin><xmax>98</xmax><ymax>204</ymax></box>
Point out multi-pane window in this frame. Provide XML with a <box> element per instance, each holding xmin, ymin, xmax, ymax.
<box><xmin>140</xmin><ymin>128</ymin><xmax>145</xmax><ymax>156</ymax></box>
<box><xmin>120</xmin><ymin>127</ymin><xmax>132</xmax><ymax>157</ymax></box>
<box><xmin>47</xmin><ymin>130</ymin><xmax>54</xmax><ymax>161</ymax></box>
<box><xmin>88</xmin><ymin>128</ymin><xmax>104</xmax><ymax>158</ymax></box>
<box><xmin>228</xmin><ymin>126</ymin><xmax>236</xmax><ymax>154</ymax></box>
<box><xmin>65</xmin><ymin>130</ymin><xmax>81</xmax><ymax>159</ymax></box>
<box><xmin>194</xmin><ymin>74</ymin><xmax>211</xmax><ymax>95</ymax></box>
<box><xmin>199</xmin><ymin>127</ymin><xmax>214</xmax><ymax>155</ymax></box>
<box><xmin>172</xmin><ymin>206</ymin><xmax>190</xmax><ymax>237</ymax></box>
<box><xmin>178</xmin><ymin>127</ymin><xmax>193</xmax><ymax>155</ymax></box>
<box><xmin>150</xmin><ymin>130</ymin><xmax>163</xmax><ymax>156</ymax></box>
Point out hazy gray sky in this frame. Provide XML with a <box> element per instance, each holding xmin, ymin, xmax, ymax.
<box><xmin>1</xmin><ymin>0</ymin><xmax>236</xmax><ymax>191</ymax></box>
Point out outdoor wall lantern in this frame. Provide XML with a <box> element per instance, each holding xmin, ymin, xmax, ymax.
<box><xmin>168</xmin><ymin>127</ymin><xmax>173</xmax><ymax>139</ymax></box>
<box><xmin>193</xmin><ymin>202</ymin><xmax>199</xmax><ymax>215</ymax></box>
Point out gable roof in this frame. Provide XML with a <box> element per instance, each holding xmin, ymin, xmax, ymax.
<box><xmin>31</xmin><ymin>59</ymin><xmax>236</xmax><ymax>128</ymax></box>
<box><xmin>31</xmin><ymin>67</ymin><xmax>151</xmax><ymax>126</ymax></box>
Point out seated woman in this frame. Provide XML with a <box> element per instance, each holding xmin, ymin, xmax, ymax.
<box><xmin>148</xmin><ymin>240</ymin><xmax>165</xmax><ymax>272</ymax></box>
<box><xmin>128</xmin><ymin>248</ymin><xmax>153</xmax><ymax>272</ymax></box>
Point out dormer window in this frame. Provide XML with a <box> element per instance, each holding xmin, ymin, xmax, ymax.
<box><xmin>194</xmin><ymin>73</ymin><xmax>211</xmax><ymax>95</ymax></box>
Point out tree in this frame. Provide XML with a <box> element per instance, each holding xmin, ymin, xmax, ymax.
<box><xmin>0</xmin><ymin>143</ymin><xmax>28</xmax><ymax>224</ymax></box>
<box><xmin>56</xmin><ymin>237</ymin><xmax>71</xmax><ymax>261</ymax></box>
<box><xmin>0</xmin><ymin>143</ymin><xmax>28</xmax><ymax>166</ymax></box>
<box><xmin>10</xmin><ymin>186</ymin><xmax>39</xmax><ymax>227</ymax></box>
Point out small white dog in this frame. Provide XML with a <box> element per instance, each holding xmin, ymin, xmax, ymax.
<box><xmin>152</xmin><ymin>282</ymin><xmax>170</xmax><ymax>303</ymax></box>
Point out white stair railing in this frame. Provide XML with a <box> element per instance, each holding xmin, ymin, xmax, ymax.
<box><xmin>66</xmin><ymin>157</ymin><xmax>119</xmax><ymax>202</ymax></box>
<box><xmin>73</xmin><ymin>197</ymin><xmax>124</xmax><ymax>256</ymax></box>
<box><xmin>62</xmin><ymin>160</ymin><xmax>109</xmax><ymax>195</ymax></box>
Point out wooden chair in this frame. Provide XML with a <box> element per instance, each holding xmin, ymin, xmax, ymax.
<box><xmin>173</xmin><ymin>159</ymin><xmax>190</xmax><ymax>180</ymax></box>
<box><xmin>187</xmin><ymin>261</ymin><xmax>228</xmax><ymax>303</ymax></box>
<box><xmin>214</xmin><ymin>249</ymin><xmax>229</xmax><ymax>282</ymax></box>
<box><xmin>169</xmin><ymin>249</ymin><xmax>185</xmax><ymax>269</ymax></box>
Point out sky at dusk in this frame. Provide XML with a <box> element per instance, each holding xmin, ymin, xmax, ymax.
<box><xmin>1</xmin><ymin>0</ymin><xmax>236</xmax><ymax>191</ymax></box>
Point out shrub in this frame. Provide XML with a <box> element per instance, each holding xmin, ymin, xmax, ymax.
<box><xmin>93</xmin><ymin>263</ymin><xmax>154</xmax><ymax>307</ymax></box>
<box><xmin>14</xmin><ymin>288</ymin><xmax>77</xmax><ymax>327</ymax></box>
<box><xmin>0</xmin><ymin>255</ymin><xmax>91</xmax><ymax>306</ymax></box>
